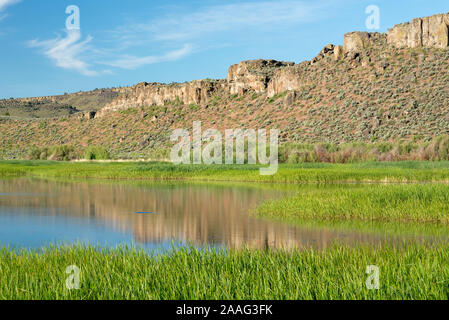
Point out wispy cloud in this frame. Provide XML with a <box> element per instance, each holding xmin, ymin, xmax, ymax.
<box><xmin>28</xmin><ymin>29</ymin><xmax>100</xmax><ymax>76</ymax></box>
<box><xmin>114</xmin><ymin>0</ymin><xmax>329</xmax><ymax>44</ymax></box>
<box><xmin>102</xmin><ymin>44</ymin><xmax>193</xmax><ymax>70</ymax></box>
<box><xmin>102</xmin><ymin>0</ymin><xmax>330</xmax><ymax>70</ymax></box>
<box><xmin>29</xmin><ymin>27</ymin><xmax>192</xmax><ymax>75</ymax></box>
<box><xmin>28</xmin><ymin>0</ymin><xmax>332</xmax><ymax>75</ymax></box>
<box><xmin>0</xmin><ymin>0</ymin><xmax>20</xmax><ymax>12</ymax></box>
<box><xmin>0</xmin><ymin>0</ymin><xmax>20</xmax><ymax>21</ymax></box>
<box><xmin>158</xmin><ymin>1</ymin><xmax>324</xmax><ymax>41</ymax></box>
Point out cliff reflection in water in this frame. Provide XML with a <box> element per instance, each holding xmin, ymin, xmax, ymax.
<box><xmin>0</xmin><ymin>178</ymin><xmax>431</xmax><ymax>250</ymax></box>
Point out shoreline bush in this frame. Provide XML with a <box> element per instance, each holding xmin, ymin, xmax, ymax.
<box><xmin>84</xmin><ymin>146</ymin><xmax>110</xmax><ymax>160</ymax></box>
<box><xmin>21</xmin><ymin>135</ymin><xmax>449</xmax><ymax>164</ymax></box>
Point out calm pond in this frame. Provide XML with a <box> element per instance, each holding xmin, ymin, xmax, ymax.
<box><xmin>0</xmin><ymin>178</ymin><xmax>447</xmax><ymax>252</ymax></box>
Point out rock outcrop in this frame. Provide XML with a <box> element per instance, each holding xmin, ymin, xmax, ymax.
<box><xmin>310</xmin><ymin>44</ymin><xmax>336</xmax><ymax>64</ymax></box>
<box><xmin>80</xmin><ymin>111</ymin><xmax>96</xmax><ymax>120</ymax></box>
<box><xmin>267</xmin><ymin>63</ymin><xmax>308</xmax><ymax>97</ymax></box>
<box><xmin>333</xmin><ymin>45</ymin><xmax>344</xmax><ymax>61</ymax></box>
<box><xmin>95</xmin><ymin>13</ymin><xmax>449</xmax><ymax>118</ymax></box>
<box><xmin>97</xmin><ymin>59</ymin><xmax>294</xmax><ymax>117</ymax></box>
<box><xmin>227</xmin><ymin>59</ymin><xmax>294</xmax><ymax>95</ymax></box>
<box><xmin>387</xmin><ymin>13</ymin><xmax>449</xmax><ymax>48</ymax></box>
<box><xmin>96</xmin><ymin>80</ymin><xmax>225</xmax><ymax>117</ymax></box>
<box><xmin>344</xmin><ymin>32</ymin><xmax>372</xmax><ymax>53</ymax></box>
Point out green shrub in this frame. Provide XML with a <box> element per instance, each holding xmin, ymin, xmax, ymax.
<box><xmin>49</xmin><ymin>145</ymin><xmax>78</xmax><ymax>161</ymax></box>
<box><xmin>28</xmin><ymin>148</ymin><xmax>42</xmax><ymax>160</ymax></box>
<box><xmin>84</xmin><ymin>146</ymin><xmax>110</xmax><ymax>160</ymax></box>
<box><xmin>27</xmin><ymin>147</ymin><xmax>51</xmax><ymax>160</ymax></box>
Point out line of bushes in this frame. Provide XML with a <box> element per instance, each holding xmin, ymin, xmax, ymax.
<box><xmin>84</xmin><ymin>146</ymin><xmax>111</xmax><ymax>160</ymax></box>
<box><xmin>28</xmin><ymin>146</ymin><xmax>110</xmax><ymax>161</ymax></box>
<box><xmin>167</xmin><ymin>135</ymin><xmax>449</xmax><ymax>164</ymax></box>
<box><xmin>25</xmin><ymin>135</ymin><xmax>449</xmax><ymax>163</ymax></box>
<box><xmin>279</xmin><ymin>135</ymin><xmax>449</xmax><ymax>164</ymax></box>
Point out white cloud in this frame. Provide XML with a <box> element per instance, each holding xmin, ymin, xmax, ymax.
<box><xmin>103</xmin><ymin>44</ymin><xmax>193</xmax><ymax>70</ymax></box>
<box><xmin>28</xmin><ymin>29</ymin><xmax>99</xmax><ymax>76</ymax></box>
<box><xmin>0</xmin><ymin>0</ymin><xmax>21</xmax><ymax>12</ymax></box>
<box><xmin>0</xmin><ymin>0</ymin><xmax>20</xmax><ymax>22</ymax></box>
<box><xmin>100</xmin><ymin>0</ymin><xmax>330</xmax><ymax>70</ymax></box>
<box><xmin>27</xmin><ymin>0</ymin><xmax>332</xmax><ymax>75</ymax></box>
<box><xmin>160</xmin><ymin>1</ymin><xmax>321</xmax><ymax>41</ymax></box>
<box><xmin>28</xmin><ymin>28</ymin><xmax>192</xmax><ymax>75</ymax></box>
<box><xmin>116</xmin><ymin>0</ymin><xmax>329</xmax><ymax>43</ymax></box>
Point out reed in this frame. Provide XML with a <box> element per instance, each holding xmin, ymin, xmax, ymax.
<box><xmin>257</xmin><ymin>184</ymin><xmax>449</xmax><ymax>224</ymax></box>
<box><xmin>1</xmin><ymin>244</ymin><xmax>448</xmax><ymax>300</ymax></box>
<box><xmin>2</xmin><ymin>161</ymin><xmax>449</xmax><ymax>183</ymax></box>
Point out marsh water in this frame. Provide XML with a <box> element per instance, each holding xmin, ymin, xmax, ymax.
<box><xmin>0</xmin><ymin>178</ymin><xmax>448</xmax><ymax>252</ymax></box>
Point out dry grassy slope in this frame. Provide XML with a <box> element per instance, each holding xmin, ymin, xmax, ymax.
<box><xmin>0</xmin><ymin>88</ymin><xmax>121</xmax><ymax>119</ymax></box>
<box><xmin>1</xmin><ymin>30</ymin><xmax>449</xmax><ymax>159</ymax></box>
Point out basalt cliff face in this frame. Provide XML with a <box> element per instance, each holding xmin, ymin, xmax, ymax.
<box><xmin>97</xmin><ymin>59</ymin><xmax>296</xmax><ymax>117</ymax></box>
<box><xmin>227</xmin><ymin>59</ymin><xmax>295</xmax><ymax>95</ymax></box>
<box><xmin>96</xmin><ymin>80</ymin><xmax>226</xmax><ymax>117</ymax></box>
<box><xmin>387</xmin><ymin>13</ymin><xmax>449</xmax><ymax>48</ymax></box>
<box><xmin>95</xmin><ymin>12</ymin><xmax>449</xmax><ymax>118</ymax></box>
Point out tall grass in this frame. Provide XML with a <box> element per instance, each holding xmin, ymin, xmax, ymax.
<box><xmin>1</xmin><ymin>245</ymin><xmax>448</xmax><ymax>300</ymax></box>
<box><xmin>257</xmin><ymin>184</ymin><xmax>449</xmax><ymax>224</ymax></box>
<box><xmin>2</xmin><ymin>161</ymin><xmax>449</xmax><ymax>183</ymax></box>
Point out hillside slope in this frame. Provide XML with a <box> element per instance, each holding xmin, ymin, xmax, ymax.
<box><xmin>0</xmin><ymin>88</ymin><xmax>121</xmax><ymax>119</ymax></box>
<box><xmin>1</xmin><ymin>13</ymin><xmax>449</xmax><ymax>160</ymax></box>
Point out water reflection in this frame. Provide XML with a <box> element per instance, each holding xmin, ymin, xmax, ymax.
<box><xmin>0</xmin><ymin>178</ymin><xmax>447</xmax><ymax>251</ymax></box>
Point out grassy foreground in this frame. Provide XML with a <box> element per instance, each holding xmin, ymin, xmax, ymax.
<box><xmin>2</xmin><ymin>161</ymin><xmax>449</xmax><ymax>300</ymax></box>
<box><xmin>2</xmin><ymin>160</ymin><xmax>449</xmax><ymax>183</ymax></box>
<box><xmin>1</xmin><ymin>245</ymin><xmax>448</xmax><ymax>300</ymax></box>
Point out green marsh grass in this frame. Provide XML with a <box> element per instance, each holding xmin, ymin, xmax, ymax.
<box><xmin>1</xmin><ymin>245</ymin><xmax>449</xmax><ymax>300</ymax></box>
<box><xmin>3</xmin><ymin>161</ymin><xmax>449</xmax><ymax>300</ymax></box>
<box><xmin>2</xmin><ymin>161</ymin><xmax>449</xmax><ymax>183</ymax></box>
<box><xmin>257</xmin><ymin>184</ymin><xmax>449</xmax><ymax>224</ymax></box>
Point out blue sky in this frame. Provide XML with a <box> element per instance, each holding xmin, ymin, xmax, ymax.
<box><xmin>0</xmin><ymin>0</ymin><xmax>448</xmax><ymax>98</ymax></box>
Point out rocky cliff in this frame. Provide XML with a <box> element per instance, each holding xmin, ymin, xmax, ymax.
<box><xmin>96</xmin><ymin>80</ymin><xmax>225</xmax><ymax>117</ymax></box>
<box><xmin>96</xmin><ymin>59</ymin><xmax>295</xmax><ymax>117</ymax></box>
<box><xmin>387</xmin><ymin>13</ymin><xmax>449</xmax><ymax>48</ymax></box>
<box><xmin>95</xmin><ymin>12</ymin><xmax>449</xmax><ymax>118</ymax></box>
<box><xmin>227</xmin><ymin>59</ymin><xmax>294</xmax><ymax>95</ymax></box>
